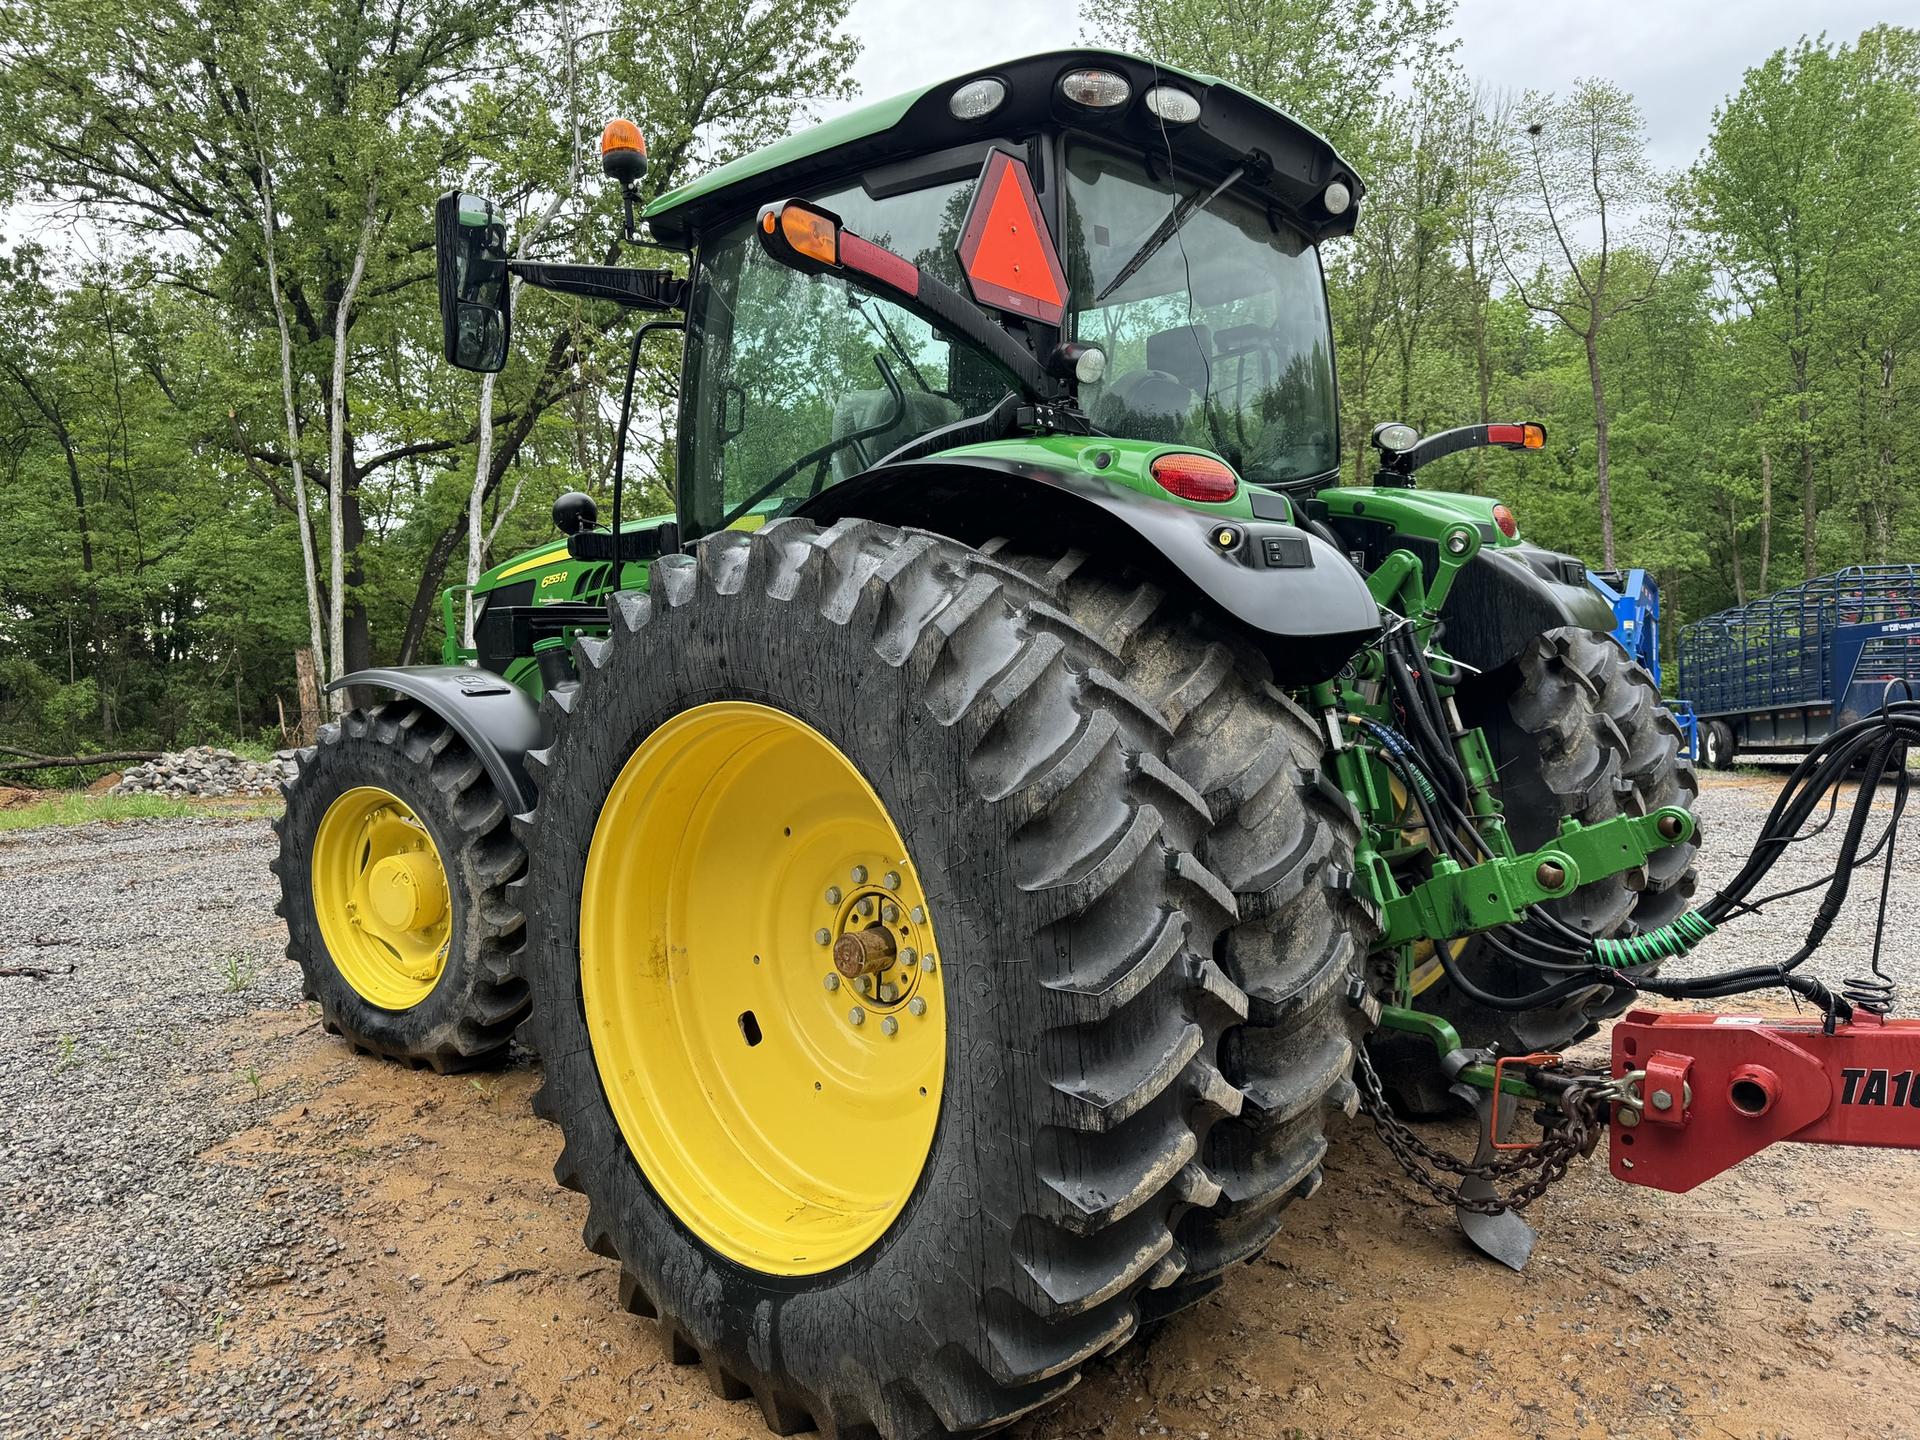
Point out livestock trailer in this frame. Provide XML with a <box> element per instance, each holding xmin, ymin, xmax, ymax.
<box><xmin>1677</xmin><ymin>565</ymin><xmax>1920</xmax><ymax>767</ymax></box>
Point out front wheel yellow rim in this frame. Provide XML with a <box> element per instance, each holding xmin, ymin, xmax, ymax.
<box><xmin>580</xmin><ymin>701</ymin><xmax>947</xmax><ymax>1276</ymax></box>
<box><xmin>310</xmin><ymin>786</ymin><xmax>452</xmax><ymax>1010</ymax></box>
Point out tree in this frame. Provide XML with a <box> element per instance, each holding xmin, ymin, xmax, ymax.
<box><xmin>1493</xmin><ymin>80</ymin><xmax>1681</xmax><ymax>570</ymax></box>
<box><xmin>1693</xmin><ymin>28</ymin><xmax>1920</xmax><ymax>580</ymax></box>
<box><xmin>1079</xmin><ymin>0</ymin><xmax>1455</xmax><ymax>158</ymax></box>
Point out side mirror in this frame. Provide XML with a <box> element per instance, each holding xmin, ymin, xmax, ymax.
<box><xmin>435</xmin><ymin>192</ymin><xmax>511</xmax><ymax>373</ymax></box>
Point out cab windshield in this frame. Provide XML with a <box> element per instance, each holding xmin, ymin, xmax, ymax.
<box><xmin>1063</xmin><ymin>145</ymin><xmax>1339</xmax><ymax>487</ymax></box>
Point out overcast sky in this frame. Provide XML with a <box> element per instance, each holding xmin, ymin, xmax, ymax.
<box><xmin>833</xmin><ymin>0</ymin><xmax>1898</xmax><ymax>171</ymax></box>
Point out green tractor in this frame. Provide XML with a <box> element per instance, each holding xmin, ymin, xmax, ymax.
<box><xmin>274</xmin><ymin>49</ymin><xmax>1697</xmax><ymax>1437</ymax></box>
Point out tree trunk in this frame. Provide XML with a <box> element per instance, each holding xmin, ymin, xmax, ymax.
<box><xmin>1798</xmin><ymin>426</ymin><xmax>1817</xmax><ymax>581</ymax></box>
<box><xmin>1584</xmin><ymin>329</ymin><xmax>1617</xmax><ymax>570</ymax></box>
<box><xmin>1792</xmin><ymin>346</ymin><xmax>1817</xmax><ymax>581</ymax></box>
<box><xmin>256</xmin><ymin>150</ymin><xmax>329</xmax><ymax>683</ymax></box>
<box><xmin>467</xmin><ymin>2</ymin><xmax>578</xmax><ymax>647</ymax></box>
<box><xmin>293</xmin><ymin>646</ymin><xmax>322</xmax><ymax>747</ymax></box>
<box><xmin>1727</xmin><ymin>493</ymin><xmax>1745</xmax><ymax>604</ymax></box>
<box><xmin>1874</xmin><ymin>343</ymin><xmax>1896</xmax><ymax>565</ymax></box>
<box><xmin>328</xmin><ymin>186</ymin><xmax>378</xmax><ymax>710</ymax></box>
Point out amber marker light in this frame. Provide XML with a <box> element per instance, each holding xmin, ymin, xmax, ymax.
<box><xmin>600</xmin><ymin>119</ymin><xmax>648</xmax><ymax>184</ymax></box>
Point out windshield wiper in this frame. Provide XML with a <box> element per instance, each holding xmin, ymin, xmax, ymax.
<box><xmin>1093</xmin><ymin>164</ymin><xmax>1245</xmax><ymax>305</ymax></box>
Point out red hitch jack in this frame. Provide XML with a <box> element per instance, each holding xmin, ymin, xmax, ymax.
<box><xmin>1609</xmin><ymin>1007</ymin><xmax>1920</xmax><ymax>1192</ymax></box>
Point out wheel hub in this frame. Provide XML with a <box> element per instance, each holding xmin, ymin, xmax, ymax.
<box><xmin>366</xmin><ymin>851</ymin><xmax>448</xmax><ymax>933</ymax></box>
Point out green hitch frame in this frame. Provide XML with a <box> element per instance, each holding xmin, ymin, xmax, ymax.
<box><xmin>1374</xmin><ymin>805</ymin><xmax>1696</xmax><ymax>951</ymax></box>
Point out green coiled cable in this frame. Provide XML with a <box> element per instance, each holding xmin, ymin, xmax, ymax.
<box><xmin>1591</xmin><ymin>909</ymin><xmax>1716</xmax><ymax>968</ymax></box>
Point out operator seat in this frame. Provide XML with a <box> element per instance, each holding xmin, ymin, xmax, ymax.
<box><xmin>829</xmin><ymin>388</ymin><xmax>961</xmax><ymax>481</ymax></box>
<box><xmin>1093</xmin><ymin>322</ymin><xmax>1213</xmax><ymax>444</ymax></box>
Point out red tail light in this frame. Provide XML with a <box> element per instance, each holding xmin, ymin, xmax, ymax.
<box><xmin>1492</xmin><ymin>504</ymin><xmax>1519</xmax><ymax>539</ymax></box>
<box><xmin>1150</xmin><ymin>453</ymin><xmax>1238</xmax><ymax>503</ymax></box>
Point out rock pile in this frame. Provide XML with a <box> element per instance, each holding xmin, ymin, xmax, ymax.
<box><xmin>108</xmin><ymin>746</ymin><xmax>300</xmax><ymax>798</ymax></box>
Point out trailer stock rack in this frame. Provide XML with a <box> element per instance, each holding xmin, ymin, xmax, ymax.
<box><xmin>1676</xmin><ymin>565</ymin><xmax>1920</xmax><ymax>768</ymax></box>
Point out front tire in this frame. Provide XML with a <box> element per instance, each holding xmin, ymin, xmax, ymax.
<box><xmin>273</xmin><ymin>700</ymin><xmax>529</xmax><ymax>1070</ymax></box>
<box><xmin>514</xmin><ymin>520</ymin><xmax>1360</xmax><ymax>1438</ymax></box>
<box><xmin>1371</xmin><ymin>629</ymin><xmax>1699</xmax><ymax>1113</ymax></box>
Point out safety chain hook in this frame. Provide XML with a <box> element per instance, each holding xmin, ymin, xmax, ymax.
<box><xmin>1353</xmin><ymin>1044</ymin><xmax>1612</xmax><ymax>1215</ymax></box>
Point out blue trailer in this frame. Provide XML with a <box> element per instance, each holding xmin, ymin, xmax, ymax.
<box><xmin>1676</xmin><ymin>565</ymin><xmax>1920</xmax><ymax>768</ymax></box>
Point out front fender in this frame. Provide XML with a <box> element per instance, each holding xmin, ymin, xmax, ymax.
<box><xmin>325</xmin><ymin>666</ymin><xmax>543</xmax><ymax>812</ymax></box>
<box><xmin>1440</xmin><ymin>544</ymin><xmax>1617</xmax><ymax>672</ymax></box>
<box><xmin>797</xmin><ymin>458</ymin><xmax>1379</xmax><ymax>683</ymax></box>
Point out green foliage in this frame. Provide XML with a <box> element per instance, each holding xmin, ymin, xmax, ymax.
<box><xmin>0</xmin><ymin>0</ymin><xmax>862</xmax><ymax>752</ymax></box>
<box><xmin>0</xmin><ymin>0</ymin><xmax>1914</xmax><ymax>750</ymax></box>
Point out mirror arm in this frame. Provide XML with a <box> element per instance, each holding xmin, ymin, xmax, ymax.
<box><xmin>507</xmin><ymin>261</ymin><xmax>687</xmax><ymax>312</ymax></box>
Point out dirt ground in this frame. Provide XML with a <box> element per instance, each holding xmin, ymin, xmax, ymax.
<box><xmin>188</xmin><ymin>1004</ymin><xmax>1920</xmax><ymax>1440</ymax></box>
<box><xmin>11</xmin><ymin>768</ymin><xmax>1911</xmax><ymax>1439</ymax></box>
<box><xmin>176</xmin><ymin>768</ymin><xmax>1920</xmax><ymax>1440</ymax></box>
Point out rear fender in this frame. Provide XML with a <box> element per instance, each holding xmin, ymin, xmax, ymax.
<box><xmin>325</xmin><ymin>666</ymin><xmax>543</xmax><ymax>812</ymax></box>
<box><xmin>796</xmin><ymin>458</ymin><xmax>1380</xmax><ymax>683</ymax></box>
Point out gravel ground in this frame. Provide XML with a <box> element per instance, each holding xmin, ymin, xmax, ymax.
<box><xmin>0</xmin><ymin>768</ymin><xmax>1916</xmax><ymax>1438</ymax></box>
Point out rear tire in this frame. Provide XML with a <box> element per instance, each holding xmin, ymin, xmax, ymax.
<box><xmin>273</xmin><ymin>700</ymin><xmax>529</xmax><ymax>1071</ymax></box>
<box><xmin>982</xmin><ymin>544</ymin><xmax>1373</xmax><ymax>1314</ymax></box>
<box><xmin>513</xmin><ymin>520</ymin><xmax>1363</xmax><ymax>1439</ymax></box>
<box><xmin>1370</xmin><ymin>629</ymin><xmax>1698</xmax><ymax>1114</ymax></box>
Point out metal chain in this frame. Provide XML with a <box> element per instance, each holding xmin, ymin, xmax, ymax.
<box><xmin>1353</xmin><ymin>1043</ymin><xmax>1610</xmax><ymax>1215</ymax></box>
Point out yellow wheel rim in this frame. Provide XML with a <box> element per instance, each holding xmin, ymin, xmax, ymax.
<box><xmin>581</xmin><ymin>701</ymin><xmax>946</xmax><ymax>1276</ymax></box>
<box><xmin>311</xmin><ymin>786</ymin><xmax>452</xmax><ymax>1010</ymax></box>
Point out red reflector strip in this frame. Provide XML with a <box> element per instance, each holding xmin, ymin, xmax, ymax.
<box><xmin>1150</xmin><ymin>453</ymin><xmax>1238</xmax><ymax>503</ymax></box>
<box><xmin>1487</xmin><ymin>424</ymin><xmax>1525</xmax><ymax>445</ymax></box>
<box><xmin>956</xmin><ymin>149</ymin><xmax>1068</xmax><ymax>326</ymax></box>
<box><xmin>841</xmin><ymin>232</ymin><xmax>920</xmax><ymax>298</ymax></box>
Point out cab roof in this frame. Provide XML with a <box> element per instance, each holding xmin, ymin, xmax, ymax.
<box><xmin>641</xmin><ymin>49</ymin><xmax>1363</xmax><ymax>248</ymax></box>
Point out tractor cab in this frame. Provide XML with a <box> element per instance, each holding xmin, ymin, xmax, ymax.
<box><xmin>436</xmin><ymin>51</ymin><xmax>1397</xmax><ymax>690</ymax></box>
<box><xmin>642</xmin><ymin>52</ymin><xmax>1360</xmax><ymax>534</ymax></box>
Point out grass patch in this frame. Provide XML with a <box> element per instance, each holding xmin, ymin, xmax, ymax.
<box><xmin>0</xmin><ymin>792</ymin><xmax>283</xmax><ymax>832</ymax></box>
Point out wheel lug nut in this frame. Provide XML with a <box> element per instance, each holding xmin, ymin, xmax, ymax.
<box><xmin>825</xmin><ymin>886</ymin><xmax>842</xmax><ymax>905</ymax></box>
<box><xmin>921</xmin><ymin>954</ymin><xmax>937</xmax><ymax>974</ymax></box>
<box><xmin>879</xmin><ymin>983</ymin><xmax>897</xmax><ymax>1003</ymax></box>
<box><xmin>882</xmin><ymin>871</ymin><xmax>900</xmax><ymax>890</ymax></box>
<box><xmin>815</xmin><ymin>928</ymin><xmax>832</xmax><ymax>946</ymax></box>
<box><xmin>850</xmin><ymin>865</ymin><xmax>867</xmax><ymax>884</ymax></box>
<box><xmin>857</xmin><ymin>976</ymin><xmax>873</xmax><ymax>995</ymax></box>
<box><xmin>908</xmin><ymin>997</ymin><xmax>927</xmax><ymax>1017</ymax></box>
<box><xmin>823</xmin><ymin>974</ymin><xmax>840</xmax><ymax>992</ymax></box>
<box><xmin>882</xmin><ymin>903</ymin><xmax>899</xmax><ymax>924</ymax></box>
<box><xmin>848</xmin><ymin>1006</ymin><xmax>866</xmax><ymax>1027</ymax></box>
<box><xmin>881</xmin><ymin>1016</ymin><xmax>899</xmax><ymax>1036</ymax></box>
<box><xmin>900</xmin><ymin>947</ymin><xmax>917</xmax><ymax>966</ymax></box>
<box><xmin>910</xmin><ymin>906</ymin><xmax>925</xmax><ymax>924</ymax></box>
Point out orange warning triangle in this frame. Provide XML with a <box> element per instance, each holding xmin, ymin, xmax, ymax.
<box><xmin>957</xmin><ymin>150</ymin><xmax>1068</xmax><ymax>326</ymax></box>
